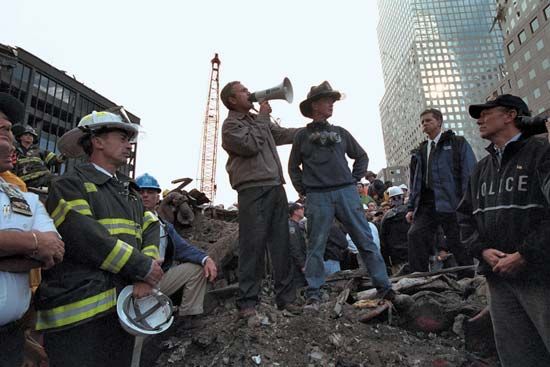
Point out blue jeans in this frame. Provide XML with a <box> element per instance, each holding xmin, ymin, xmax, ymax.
<box><xmin>304</xmin><ymin>185</ymin><xmax>391</xmax><ymax>300</ymax></box>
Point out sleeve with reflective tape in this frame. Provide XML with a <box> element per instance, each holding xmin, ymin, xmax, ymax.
<box><xmin>141</xmin><ymin>211</ymin><xmax>160</xmax><ymax>260</ymax></box>
<box><xmin>45</xmin><ymin>176</ymin><xmax>153</xmax><ymax>281</ymax></box>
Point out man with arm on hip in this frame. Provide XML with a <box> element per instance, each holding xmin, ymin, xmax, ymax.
<box><xmin>289</xmin><ymin>81</ymin><xmax>393</xmax><ymax>310</ymax></box>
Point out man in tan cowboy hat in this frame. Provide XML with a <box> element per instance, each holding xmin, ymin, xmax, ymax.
<box><xmin>289</xmin><ymin>81</ymin><xmax>393</xmax><ymax>310</ymax></box>
<box><xmin>220</xmin><ymin>81</ymin><xmax>301</xmax><ymax>319</ymax></box>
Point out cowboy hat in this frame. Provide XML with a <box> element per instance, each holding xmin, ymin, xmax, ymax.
<box><xmin>299</xmin><ymin>81</ymin><xmax>341</xmax><ymax>118</ymax></box>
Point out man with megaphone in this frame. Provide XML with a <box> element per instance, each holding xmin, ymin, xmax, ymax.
<box><xmin>220</xmin><ymin>80</ymin><xmax>301</xmax><ymax>320</ymax></box>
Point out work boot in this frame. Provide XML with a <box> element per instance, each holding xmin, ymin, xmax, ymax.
<box><xmin>376</xmin><ymin>288</ymin><xmax>396</xmax><ymax>302</ymax></box>
<box><xmin>303</xmin><ymin>298</ymin><xmax>320</xmax><ymax>312</ymax></box>
<box><xmin>237</xmin><ymin>307</ymin><xmax>262</xmax><ymax>327</ymax></box>
<box><xmin>278</xmin><ymin>303</ymin><xmax>303</xmax><ymax>316</ymax></box>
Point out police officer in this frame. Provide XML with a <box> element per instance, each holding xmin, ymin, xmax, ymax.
<box><xmin>0</xmin><ymin>93</ymin><xmax>64</xmax><ymax>366</ymax></box>
<box><xmin>459</xmin><ymin>95</ymin><xmax>550</xmax><ymax>366</ymax></box>
<box><xmin>288</xmin><ymin>201</ymin><xmax>307</xmax><ymax>288</ymax></box>
<box><xmin>380</xmin><ymin>186</ymin><xmax>410</xmax><ymax>274</ymax></box>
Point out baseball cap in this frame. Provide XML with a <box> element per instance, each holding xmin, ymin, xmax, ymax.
<box><xmin>469</xmin><ymin>94</ymin><xmax>530</xmax><ymax>119</ymax></box>
<box><xmin>288</xmin><ymin>202</ymin><xmax>304</xmax><ymax>216</ymax></box>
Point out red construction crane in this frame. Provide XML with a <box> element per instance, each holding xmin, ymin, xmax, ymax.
<box><xmin>198</xmin><ymin>53</ymin><xmax>221</xmax><ymax>202</ymax></box>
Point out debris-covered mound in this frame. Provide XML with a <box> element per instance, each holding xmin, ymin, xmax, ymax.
<box><xmin>152</xmin><ymin>188</ymin><xmax>498</xmax><ymax>366</ymax></box>
<box><xmin>148</xmin><ymin>272</ymin><xmax>498</xmax><ymax>367</ymax></box>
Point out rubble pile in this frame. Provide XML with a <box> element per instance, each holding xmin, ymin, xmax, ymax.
<box><xmin>149</xmin><ymin>191</ymin><xmax>498</xmax><ymax>366</ymax></box>
<box><xmin>150</xmin><ymin>270</ymin><xmax>497</xmax><ymax>366</ymax></box>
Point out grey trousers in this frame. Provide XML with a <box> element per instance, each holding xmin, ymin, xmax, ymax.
<box><xmin>487</xmin><ymin>276</ymin><xmax>550</xmax><ymax>367</ymax></box>
<box><xmin>237</xmin><ymin>185</ymin><xmax>295</xmax><ymax>309</ymax></box>
<box><xmin>159</xmin><ymin>263</ymin><xmax>207</xmax><ymax>316</ymax></box>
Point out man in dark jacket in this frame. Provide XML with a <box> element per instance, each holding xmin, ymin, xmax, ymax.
<box><xmin>221</xmin><ymin>81</ymin><xmax>300</xmax><ymax>318</ymax></box>
<box><xmin>380</xmin><ymin>186</ymin><xmax>410</xmax><ymax>274</ymax></box>
<box><xmin>288</xmin><ymin>201</ymin><xmax>307</xmax><ymax>288</ymax></box>
<box><xmin>36</xmin><ymin>111</ymin><xmax>162</xmax><ymax>366</ymax></box>
<box><xmin>13</xmin><ymin>124</ymin><xmax>63</xmax><ymax>188</ymax></box>
<box><xmin>406</xmin><ymin>108</ymin><xmax>476</xmax><ymax>275</ymax></box>
<box><xmin>289</xmin><ymin>81</ymin><xmax>392</xmax><ymax>309</ymax></box>
<box><xmin>137</xmin><ymin>173</ymin><xmax>217</xmax><ymax>329</ymax></box>
<box><xmin>458</xmin><ymin>94</ymin><xmax>550</xmax><ymax>366</ymax></box>
<box><xmin>323</xmin><ymin>220</ymin><xmax>348</xmax><ymax>276</ymax></box>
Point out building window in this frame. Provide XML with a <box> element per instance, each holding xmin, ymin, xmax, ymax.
<box><xmin>534</xmin><ymin>88</ymin><xmax>541</xmax><ymax>99</ymax></box>
<box><xmin>537</xmin><ymin>39</ymin><xmax>544</xmax><ymax>51</ymax></box>
<box><xmin>547</xmin><ymin>80</ymin><xmax>550</xmax><ymax>91</ymax></box>
<box><xmin>529</xmin><ymin>69</ymin><xmax>536</xmax><ymax>80</ymax></box>
<box><xmin>545</xmin><ymin>5</ymin><xmax>550</xmax><ymax>20</ymax></box>
<box><xmin>512</xmin><ymin>61</ymin><xmax>519</xmax><ymax>71</ymax></box>
<box><xmin>530</xmin><ymin>18</ymin><xmax>540</xmax><ymax>33</ymax></box>
<box><xmin>518</xmin><ymin>30</ymin><xmax>527</xmax><ymax>44</ymax></box>
<box><xmin>543</xmin><ymin>58</ymin><xmax>550</xmax><ymax>70</ymax></box>
<box><xmin>507</xmin><ymin>41</ymin><xmax>516</xmax><ymax>54</ymax></box>
<box><xmin>518</xmin><ymin>79</ymin><xmax>524</xmax><ymax>88</ymax></box>
<box><xmin>524</xmin><ymin>50</ymin><xmax>532</xmax><ymax>61</ymax></box>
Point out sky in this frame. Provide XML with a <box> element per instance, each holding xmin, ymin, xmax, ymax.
<box><xmin>3</xmin><ymin>0</ymin><xmax>388</xmax><ymax>206</ymax></box>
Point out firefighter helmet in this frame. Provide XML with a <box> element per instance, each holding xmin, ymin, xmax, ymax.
<box><xmin>13</xmin><ymin>124</ymin><xmax>39</xmax><ymax>144</ymax></box>
<box><xmin>136</xmin><ymin>173</ymin><xmax>161</xmax><ymax>192</ymax></box>
<box><xmin>116</xmin><ymin>285</ymin><xmax>174</xmax><ymax>336</ymax></box>
<box><xmin>57</xmin><ymin>110</ymin><xmax>140</xmax><ymax>158</ymax></box>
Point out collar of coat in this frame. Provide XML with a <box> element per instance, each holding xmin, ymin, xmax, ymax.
<box><xmin>227</xmin><ymin>110</ymin><xmax>258</xmax><ymax>121</ymax></box>
<box><xmin>75</xmin><ymin>162</ymin><xmax>137</xmax><ymax>190</ymax></box>
<box><xmin>484</xmin><ymin>133</ymin><xmax>532</xmax><ymax>158</ymax></box>
<box><xmin>418</xmin><ymin>129</ymin><xmax>456</xmax><ymax>150</ymax></box>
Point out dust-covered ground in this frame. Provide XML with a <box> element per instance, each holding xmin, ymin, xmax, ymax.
<box><xmin>143</xmin><ymin>281</ymin><xmax>497</xmax><ymax>367</ymax></box>
<box><xmin>142</xmin><ymin>212</ymin><xmax>497</xmax><ymax>367</ymax></box>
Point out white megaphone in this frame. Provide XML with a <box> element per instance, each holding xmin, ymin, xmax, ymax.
<box><xmin>249</xmin><ymin>77</ymin><xmax>293</xmax><ymax>103</ymax></box>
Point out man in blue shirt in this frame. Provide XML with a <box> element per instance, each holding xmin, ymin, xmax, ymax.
<box><xmin>137</xmin><ymin>173</ymin><xmax>217</xmax><ymax>329</ymax></box>
<box><xmin>289</xmin><ymin>81</ymin><xmax>393</xmax><ymax>309</ymax></box>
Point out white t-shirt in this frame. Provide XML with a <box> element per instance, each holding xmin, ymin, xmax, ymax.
<box><xmin>346</xmin><ymin>222</ymin><xmax>381</xmax><ymax>253</ymax></box>
<box><xmin>0</xmin><ymin>179</ymin><xmax>57</xmax><ymax>326</ymax></box>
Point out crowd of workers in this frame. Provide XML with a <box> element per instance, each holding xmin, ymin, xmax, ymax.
<box><xmin>0</xmin><ymin>79</ymin><xmax>549</xmax><ymax>367</ymax></box>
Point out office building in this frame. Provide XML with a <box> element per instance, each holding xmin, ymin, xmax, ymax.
<box><xmin>377</xmin><ymin>0</ymin><xmax>506</xmax><ymax>165</ymax></box>
<box><xmin>487</xmin><ymin>0</ymin><xmax>550</xmax><ymax>116</ymax></box>
<box><xmin>0</xmin><ymin>43</ymin><xmax>140</xmax><ymax>176</ymax></box>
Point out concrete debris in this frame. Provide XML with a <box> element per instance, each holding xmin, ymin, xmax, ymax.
<box><xmin>251</xmin><ymin>354</ymin><xmax>261</xmax><ymax>364</ymax></box>
<box><xmin>146</xmin><ymin>188</ymin><xmax>498</xmax><ymax>366</ymax></box>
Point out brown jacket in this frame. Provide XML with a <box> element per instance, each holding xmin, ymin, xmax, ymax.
<box><xmin>222</xmin><ymin>110</ymin><xmax>298</xmax><ymax>191</ymax></box>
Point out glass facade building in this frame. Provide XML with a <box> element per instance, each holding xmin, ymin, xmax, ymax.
<box><xmin>487</xmin><ymin>0</ymin><xmax>550</xmax><ymax>117</ymax></box>
<box><xmin>377</xmin><ymin>0</ymin><xmax>505</xmax><ymax>167</ymax></box>
<box><xmin>0</xmin><ymin>44</ymin><xmax>140</xmax><ymax>176</ymax></box>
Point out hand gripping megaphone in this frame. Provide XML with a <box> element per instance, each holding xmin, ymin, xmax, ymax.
<box><xmin>249</xmin><ymin>77</ymin><xmax>293</xmax><ymax>103</ymax></box>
